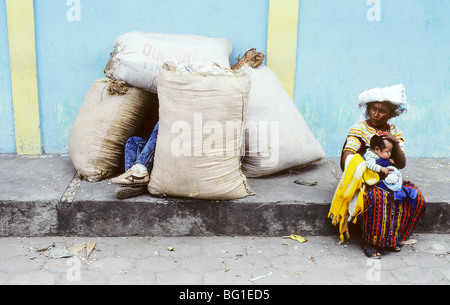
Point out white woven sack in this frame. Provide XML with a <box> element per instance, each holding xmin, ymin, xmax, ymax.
<box><xmin>239</xmin><ymin>65</ymin><xmax>325</xmax><ymax>177</ymax></box>
<box><xmin>148</xmin><ymin>63</ymin><xmax>254</xmax><ymax>200</ymax></box>
<box><xmin>105</xmin><ymin>31</ymin><xmax>232</xmax><ymax>93</ymax></box>
<box><xmin>69</xmin><ymin>78</ymin><xmax>157</xmax><ymax>182</ymax></box>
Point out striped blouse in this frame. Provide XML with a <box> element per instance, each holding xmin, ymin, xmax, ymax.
<box><xmin>344</xmin><ymin>120</ymin><xmax>405</xmax><ymax>156</ymax></box>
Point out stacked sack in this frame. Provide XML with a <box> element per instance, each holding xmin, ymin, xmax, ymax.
<box><xmin>70</xmin><ymin>32</ymin><xmax>232</xmax><ymax>182</ymax></box>
<box><xmin>148</xmin><ymin>63</ymin><xmax>254</xmax><ymax>200</ymax></box>
<box><xmin>231</xmin><ymin>49</ymin><xmax>326</xmax><ymax>177</ymax></box>
<box><xmin>69</xmin><ymin>32</ymin><xmax>326</xmax><ymax>200</ymax></box>
<box><xmin>104</xmin><ymin>31</ymin><xmax>233</xmax><ymax>93</ymax></box>
<box><xmin>69</xmin><ymin>78</ymin><xmax>158</xmax><ymax>182</ymax></box>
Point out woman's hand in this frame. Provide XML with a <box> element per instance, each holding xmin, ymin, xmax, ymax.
<box><xmin>377</xmin><ymin>131</ymin><xmax>396</xmax><ymax>143</ymax></box>
<box><xmin>377</xmin><ymin>131</ymin><xmax>406</xmax><ymax>169</ymax></box>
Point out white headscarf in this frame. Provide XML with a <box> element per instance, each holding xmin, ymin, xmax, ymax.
<box><xmin>358</xmin><ymin>84</ymin><xmax>407</xmax><ymax>119</ymax></box>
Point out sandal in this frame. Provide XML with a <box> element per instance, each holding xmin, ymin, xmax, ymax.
<box><xmin>115</xmin><ymin>186</ymin><xmax>148</xmax><ymax>199</ymax></box>
<box><xmin>387</xmin><ymin>245</ymin><xmax>402</xmax><ymax>252</ymax></box>
<box><xmin>361</xmin><ymin>241</ymin><xmax>381</xmax><ymax>259</ymax></box>
<box><xmin>111</xmin><ymin>166</ymin><xmax>149</xmax><ymax>186</ymax></box>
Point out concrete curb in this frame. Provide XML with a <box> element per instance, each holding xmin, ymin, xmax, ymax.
<box><xmin>0</xmin><ymin>155</ymin><xmax>448</xmax><ymax>237</ymax></box>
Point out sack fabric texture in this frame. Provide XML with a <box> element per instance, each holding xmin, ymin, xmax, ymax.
<box><xmin>69</xmin><ymin>78</ymin><xmax>157</xmax><ymax>182</ymax></box>
<box><xmin>105</xmin><ymin>31</ymin><xmax>232</xmax><ymax>93</ymax></box>
<box><xmin>238</xmin><ymin>65</ymin><xmax>325</xmax><ymax>177</ymax></box>
<box><xmin>148</xmin><ymin>63</ymin><xmax>254</xmax><ymax>200</ymax></box>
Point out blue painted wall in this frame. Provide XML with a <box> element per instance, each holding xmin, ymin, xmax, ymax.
<box><xmin>0</xmin><ymin>0</ymin><xmax>15</xmax><ymax>153</ymax></box>
<box><xmin>295</xmin><ymin>0</ymin><xmax>450</xmax><ymax>158</ymax></box>
<box><xmin>32</xmin><ymin>0</ymin><xmax>269</xmax><ymax>153</ymax></box>
<box><xmin>1</xmin><ymin>0</ymin><xmax>449</xmax><ymax>157</ymax></box>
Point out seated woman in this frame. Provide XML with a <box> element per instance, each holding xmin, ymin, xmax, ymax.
<box><xmin>339</xmin><ymin>84</ymin><xmax>426</xmax><ymax>259</ymax></box>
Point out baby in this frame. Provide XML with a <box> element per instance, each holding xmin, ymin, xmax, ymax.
<box><xmin>364</xmin><ymin>134</ymin><xmax>395</xmax><ymax>176</ymax></box>
<box><xmin>365</xmin><ymin>134</ymin><xmax>412</xmax><ymax>197</ymax></box>
<box><xmin>365</xmin><ymin>135</ymin><xmax>403</xmax><ymax>191</ymax></box>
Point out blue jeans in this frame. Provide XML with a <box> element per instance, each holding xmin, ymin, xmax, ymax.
<box><xmin>124</xmin><ymin>122</ymin><xmax>159</xmax><ymax>171</ymax></box>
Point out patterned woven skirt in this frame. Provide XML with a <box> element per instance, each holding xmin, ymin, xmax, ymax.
<box><xmin>360</xmin><ymin>181</ymin><xmax>426</xmax><ymax>248</ymax></box>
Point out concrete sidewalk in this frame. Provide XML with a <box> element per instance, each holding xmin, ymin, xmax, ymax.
<box><xmin>0</xmin><ymin>234</ymin><xmax>448</xmax><ymax>285</ymax></box>
<box><xmin>0</xmin><ymin>154</ymin><xmax>448</xmax><ymax>237</ymax></box>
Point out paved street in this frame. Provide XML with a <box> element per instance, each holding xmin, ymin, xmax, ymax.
<box><xmin>0</xmin><ymin>233</ymin><xmax>448</xmax><ymax>285</ymax></box>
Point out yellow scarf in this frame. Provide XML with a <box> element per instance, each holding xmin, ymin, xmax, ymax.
<box><xmin>328</xmin><ymin>154</ymin><xmax>379</xmax><ymax>243</ymax></box>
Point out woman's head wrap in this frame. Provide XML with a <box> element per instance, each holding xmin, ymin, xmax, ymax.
<box><xmin>358</xmin><ymin>84</ymin><xmax>407</xmax><ymax>118</ymax></box>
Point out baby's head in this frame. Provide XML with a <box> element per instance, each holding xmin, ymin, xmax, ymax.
<box><xmin>370</xmin><ymin>135</ymin><xmax>393</xmax><ymax>159</ymax></box>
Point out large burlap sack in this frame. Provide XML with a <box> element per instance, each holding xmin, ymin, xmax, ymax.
<box><xmin>69</xmin><ymin>78</ymin><xmax>158</xmax><ymax>182</ymax></box>
<box><xmin>104</xmin><ymin>31</ymin><xmax>233</xmax><ymax>93</ymax></box>
<box><xmin>239</xmin><ymin>65</ymin><xmax>326</xmax><ymax>177</ymax></box>
<box><xmin>148</xmin><ymin>63</ymin><xmax>254</xmax><ymax>200</ymax></box>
